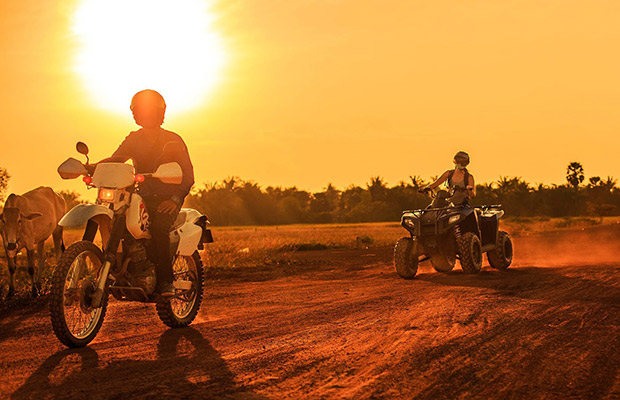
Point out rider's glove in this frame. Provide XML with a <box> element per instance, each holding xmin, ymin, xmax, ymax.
<box><xmin>170</xmin><ymin>195</ymin><xmax>183</xmax><ymax>207</ymax></box>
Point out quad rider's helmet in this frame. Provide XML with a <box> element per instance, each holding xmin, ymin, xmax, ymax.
<box><xmin>130</xmin><ymin>89</ymin><xmax>166</xmax><ymax>128</ymax></box>
<box><xmin>454</xmin><ymin>151</ymin><xmax>470</xmax><ymax>168</ymax></box>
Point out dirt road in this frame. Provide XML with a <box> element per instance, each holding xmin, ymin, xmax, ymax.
<box><xmin>1</xmin><ymin>226</ymin><xmax>619</xmax><ymax>399</ymax></box>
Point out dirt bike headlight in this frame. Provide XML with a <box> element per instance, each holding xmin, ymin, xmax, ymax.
<box><xmin>98</xmin><ymin>188</ymin><xmax>116</xmax><ymax>202</ymax></box>
<box><xmin>448</xmin><ymin>214</ymin><xmax>461</xmax><ymax>224</ymax></box>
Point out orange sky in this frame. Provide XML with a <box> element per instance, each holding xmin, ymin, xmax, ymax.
<box><xmin>1</xmin><ymin>0</ymin><xmax>619</xmax><ymax>198</ymax></box>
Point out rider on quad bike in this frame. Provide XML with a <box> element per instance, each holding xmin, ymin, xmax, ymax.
<box><xmin>393</xmin><ymin>151</ymin><xmax>513</xmax><ymax>279</ymax></box>
<box><xmin>422</xmin><ymin>151</ymin><xmax>475</xmax><ymax>206</ymax></box>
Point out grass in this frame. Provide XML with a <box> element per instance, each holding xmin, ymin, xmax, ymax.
<box><xmin>202</xmin><ymin>222</ymin><xmax>402</xmax><ymax>270</ymax></box>
<box><xmin>1</xmin><ymin>217</ymin><xmax>619</xmax><ymax>303</ymax></box>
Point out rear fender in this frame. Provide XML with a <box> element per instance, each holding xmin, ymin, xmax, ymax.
<box><xmin>170</xmin><ymin>209</ymin><xmax>206</xmax><ymax>256</ymax></box>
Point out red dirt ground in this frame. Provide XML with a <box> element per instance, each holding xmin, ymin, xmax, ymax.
<box><xmin>1</xmin><ymin>225</ymin><xmax>619</xmax><ymax>399</ymax></box>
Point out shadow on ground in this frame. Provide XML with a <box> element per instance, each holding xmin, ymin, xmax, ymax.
<box><xmin>12</xmin><ymin>327</ymin><xmax>266</xmax><ymax>400</ymax></box>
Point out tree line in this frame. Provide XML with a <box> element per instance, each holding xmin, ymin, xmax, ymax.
<box><xmin>1</xmin><ymin>162</ymin><xmax>618</xmax><ymax>226</ymax></box>
<box><xmin>185</xmin><ymin>162</ymin><xmax>619</xmax><ymax>225</ymax></box>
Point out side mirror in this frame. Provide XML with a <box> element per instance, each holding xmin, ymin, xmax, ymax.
<box><xmin>58</xmin><ymin>157</ymin><xmax>88</xmax><ymax>179</ymax></box>
<box><xmin>76</xmin><ymin>142</ymin><xmax>89</xmax><ymax>155</ymax></box>
<box><xmin>152</xmin><ymin>162</ymin><xmax>183</xmax><ymax>184</ymax></box>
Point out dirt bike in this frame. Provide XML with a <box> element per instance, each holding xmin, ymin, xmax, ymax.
<box><xmin>394</xmin><ymin>187</ymin><xmax>513</xmax><ymax>279</ymax></box>
<box><xmin>51</xmin><ymin>141</ymin><xmax>213</xmax><ymax>347</ymax></box>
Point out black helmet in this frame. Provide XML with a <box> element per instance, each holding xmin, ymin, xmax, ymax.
<box><xmin>454</xmin><ymin>151</ymin><xmax>470</xmax><ymax>167</ymax></box>
<box><xmin>130</xmin><ymin>89</ymin><xmax>166</xmax><ymax>127</ymax></box>
<box><xmin>130</xmin><ymin>89</ymin><xmax>166</xmax><ymax>111</ymax></box>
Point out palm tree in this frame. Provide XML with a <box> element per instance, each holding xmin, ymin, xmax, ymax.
<box><xmin>409</xmin><ymin>175</ymin><xmax>427</xmax><ymax>190</ymax></box>
<box><xmin>367</xmin><ymin>176</ymin><xmax>388</xmax><ymax>202</ymax></box>
<box><xmin>566</xmin><ymin>162</ymin><xmax>585</xmax><ymax>188</ymax></box>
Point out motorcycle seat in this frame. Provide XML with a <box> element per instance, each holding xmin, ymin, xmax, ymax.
<box><xmin>170</xmin><ymin>211</ymin><xmax>188</xmax><ymax>231</ymax></box>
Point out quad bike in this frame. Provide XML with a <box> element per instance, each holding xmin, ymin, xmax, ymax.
<box><xmin>51</xmin><ymin>142</ymin><xmax>213</xmax><ymax>347</ymax></box>
<box><xmin>394</xmin><ymin>188</ymin><xmax>513</xmax><ymax>279</ymax></box>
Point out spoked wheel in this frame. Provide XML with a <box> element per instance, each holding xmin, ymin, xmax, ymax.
<box><xmin>50</xmin><ymin>241</ymin><xmax>107</xmax><ymax>348</ymax></box>
<box><xmin>156</xmin><ymin>251</ymin><xmax>204</xmax><ymax>328</ymax></box>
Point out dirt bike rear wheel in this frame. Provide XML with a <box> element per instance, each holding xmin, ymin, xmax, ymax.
<box><xmin>394</xmin><ymin>237</ymin><xmax>418</xmax><ymax>279</ymax></box>
<box><xmin>487</xmin><ymin>231</ymin><xmax>513</xmax><ymax>269</ymax></box>
<box><xmin>50</xmin><ymin>241</ymin><xmax>107</xmax><ymax>348</ymax></box>
<box><xmin>458</xmin><ymin>232</ymin><xmax>483</xmax><ymax>274</ymax></box>
<box><xmin>156</xmin><ymin>251</ymin><xmax>204</xmax><ymax>328</ymax></box>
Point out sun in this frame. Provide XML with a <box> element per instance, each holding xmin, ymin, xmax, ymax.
<box><xmin>72</xmin><ymin>0</ymin><xmax>226</xmax><ymax>115</ymax></box>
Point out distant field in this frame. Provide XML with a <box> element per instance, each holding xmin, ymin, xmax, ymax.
<box><xmin>201</xmin><ymin>216</ymin><xmax>620</xmax><ymax>269</ymax></box>
<box><xmin>1</xmin><ymin>216</ymin><xmax>619</xmax><ymax>300</ymax></box>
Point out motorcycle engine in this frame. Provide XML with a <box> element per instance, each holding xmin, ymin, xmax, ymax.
<box><xmin>127</xmin><ymin>243</ymin><xmax>157</xmax><ymax>295</ymax></box>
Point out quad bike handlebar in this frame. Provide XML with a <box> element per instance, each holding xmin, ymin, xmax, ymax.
<box><xmin>478</xmin><ymin>204</ymin><xmax>503</xmax><ymax>211</ymax></box>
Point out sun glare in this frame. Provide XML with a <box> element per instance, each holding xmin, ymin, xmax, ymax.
<box><xmin>72</xmin><ymin>0</ymin><xmax>225</xmax><ymax>115</ymax></box>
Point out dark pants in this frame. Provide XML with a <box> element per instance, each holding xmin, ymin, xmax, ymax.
<box><xmin>144</xmin><ymin>197</ymin><xmax>179</xmax><ymax>286</ymax></box>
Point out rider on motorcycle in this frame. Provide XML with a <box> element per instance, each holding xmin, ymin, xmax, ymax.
<box><xmin>98</xmin><ymin>89</ymin><xmax>195</xmax><ymax>298</ymax></box>
<box><xmin>423</xmin><ymin>151</ymin><xmax>476</xmax><ymax>205</ymax></box>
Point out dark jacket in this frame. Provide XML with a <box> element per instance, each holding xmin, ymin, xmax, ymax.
<box><xmin>111</xmin><ymin>128</ymin><xmax>195</xmax><ymax>199</ymax></box>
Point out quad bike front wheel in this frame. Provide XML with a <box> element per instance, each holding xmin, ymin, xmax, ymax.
<box><xmin>458</xmin><ymin>232</ymin><xmax>483</xmax><ymax>274</ymax></box>
<box><xmin>431</xmin><ymin>233</ymin><xmax>457</xmax><ymax>272</ymax></box>
<box><xmin>50</xmin><ymin>241</ymin><xmax>108</xmax><ymax>348</ymax></box>
<box><xmin>394</xmin><ymin>237</ymin><xmax>419</xmax><ymax>279</ymax></box>
<box><xmin>156</xmin><ymin>251</ymin><xmax>204</xmax><ymax>328</ymax></box>
<box><xmin>488</xmin><ymin>231</ymin><xmax>513</xmax><ymax>269</ymax></box>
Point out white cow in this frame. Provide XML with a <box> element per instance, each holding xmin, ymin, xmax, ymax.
<box><xmin>0</xmin><ymin>186</ymin><xmax>66</xmax><ymax>297</ymax></box>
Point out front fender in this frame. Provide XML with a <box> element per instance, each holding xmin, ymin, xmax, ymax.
<box><xmin>400</xmin><ymin>212</ymin><xmax>420</xmax><ymax>236</ymax></box>
<box><xmin>59</xmin><ymin>204</ymin><xmax>113</xmax><ymax>227</ymax></box>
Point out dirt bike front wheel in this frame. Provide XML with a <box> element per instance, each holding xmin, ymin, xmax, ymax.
<box><xmin>50</xmin><ymin>241</ymin><xmax>108</xmax><ymax>348</ymax></box>
<box><xmin>156</xmin><ymin>251</ymin><xmax>204</xmax><ymax>328</ymax></box>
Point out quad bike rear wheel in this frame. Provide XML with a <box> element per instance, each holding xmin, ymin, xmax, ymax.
<box><xmin>487</xmin><ymin>231</ymin><xmax>513</xmax><ymax>269</ymax></box>
<box><xmin>394</xmin><ymin>237</ymin><xmax>418</xmax><ymax>279</ymax></box>
<box><xmin>156</xmin><ymin>251</ymin><xmax>204</xmax><ymax>328</ymax></box>
<box><xmin>458</xmin><ymin>232</ymin><xmax>483</xmax><ymax>274</ymax></box>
